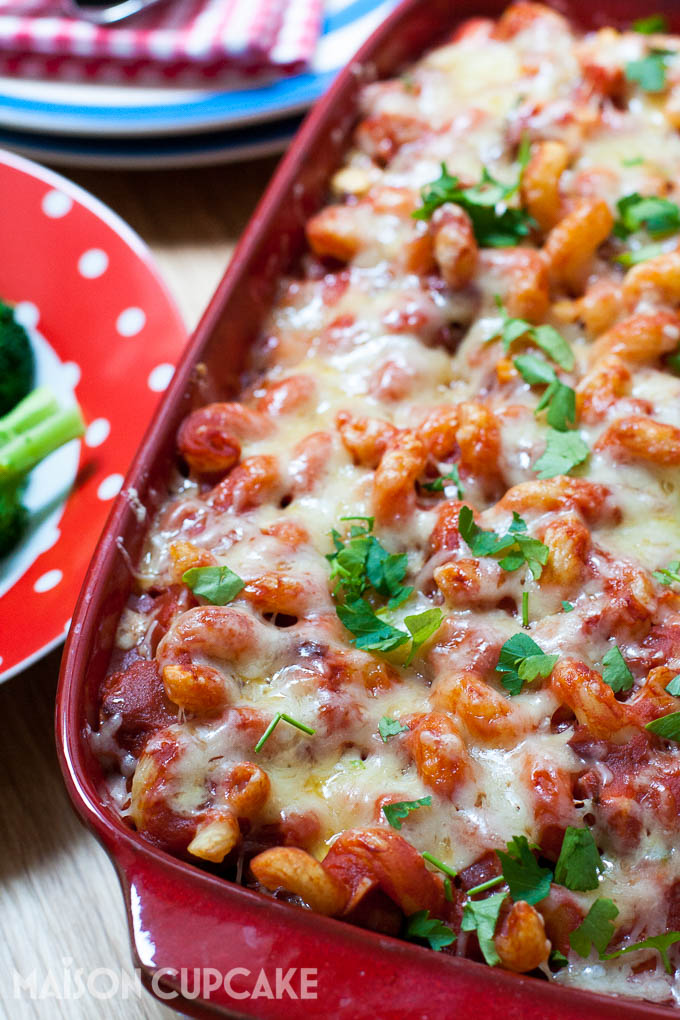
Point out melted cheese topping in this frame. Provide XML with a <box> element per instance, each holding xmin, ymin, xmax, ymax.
<box><xmin>98</xmin><ymin>3</ymin><xmax>680</xmax><ymax>1004</ymax></box>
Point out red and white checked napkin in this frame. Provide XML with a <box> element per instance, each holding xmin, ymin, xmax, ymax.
<box><xmin>0</xmin><ymin>0</ymin><xmax>322</xmax><ymax>81</ymax></box>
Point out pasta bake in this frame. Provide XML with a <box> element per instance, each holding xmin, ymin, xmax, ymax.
<box><xmin>95</xmin><ymin>2</ymin><xmax>680</xmax><ymax>1004</ymax></box>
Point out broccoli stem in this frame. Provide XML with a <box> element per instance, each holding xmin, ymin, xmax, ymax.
<box><xmin>0</xmin><ymin>403</ymin><xmax>85</xmax><ymax>482</ymax></box>
<box><xmin>0</xmin><ymin>385</ymin><xmax>59</xmax><ymax>444</ymax></box>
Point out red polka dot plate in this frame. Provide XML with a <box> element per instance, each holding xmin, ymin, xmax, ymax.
<box><xmin>0</xmin><ymin>149</ymin><xmax>187</xmax><ymax>683</ymax></box>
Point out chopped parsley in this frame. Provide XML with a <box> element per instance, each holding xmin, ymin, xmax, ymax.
<box><xmin>614</xmin><ymin>193</ymin><xmax>680</xmax><ymax>239</ymax></box>
<box><xmin>569</xmin><ymin>899</ymin><xmax>619</xmax><ymax>959</ymax></box>
<box><xmin>533</xmin><ymin>428</ymin><xmax>590</xmax><ymax>480</ymax></box>
<box><xmin>336</xmin><ymin>598</ymin><xmax>442</xmax><ymax>660</ymax></box>
<box><xmin>492</xmin><ymin>299</ymin><xmax>574</xmax><ymax>370</ymax></box>
<box><xmin>336</xmin><ymin>598</ymin><xmax>410</xmax><ymax>653</ymax></box>
<box><xmin>601</xmin><ymin>645</ymin><xmax>634</xmax><ymax>693</ymax></box>
<box><xmin>383</xmin><ymin>796</ymin><xmax>432</xmax><ymax>830</ymax></box>
<box><xmin>254</xmin><ymin>712</ymin><xmax>316</xmax><ymax>752</ymax></box>
<box><xmin>495</xmin><ymin>633</ymin><xmax>558</xmax><ymax>696</ymax></box>
<box><xmin>633</xmin><ymin>14</ymin><xmax>668</xmax><ymax>34</ymax></box>
<box><xmin>329</xmin><ymin>518</ymin><xmax>443</xmax><ymax>660</ymax></box>
<box><xmin>413</xmin><ymin>143</ymin><xmax>534</xmax><ymax>247</ymax></box>
<box><xmin>562</xmin><ymin>600</ymin><xmax>575</xmax><ymax>612</ymax></box>
<box><xmin>327</xmin><ymin>516</ymin><xmax>412</xmax><ymax>608</ymax></box>
<box><xmin>182</xmin><ymin>565</ymin><xmax>245</xmax><ymax>605</ymax></box>
<box><xmin>653</xmin><ymin>559</ymin><xmax>680</xmax><ymax>586</ymax></box>
<box><xmin>496</xmin><ymin>835</ymin><xmax>552</xmax><ymax>905</ymax></box>
<box><xmin>613</xmin><ymin>242</ymin><xmax>665</xmax><ymax>267</ymax></box>
<box><xmin>625</xmin><ymin>49</ymin><xmax>674</xmax><ymax>93</ymax></box>
<box><xmin>646</xmin><ymin>711</ymin><xmax>680</xmax><ymax>741</ymax></box>
<box><xmin>422</xmin><ymin>851</ymin><xmax>458</xmax><ymax>878</ymax></box>
<box><xmin>605</xmin><ymin>931</ymin><xmax>680</xmax><ymax>974</ymax></box>
<box><xmin>458</xmin><ymin>506</ymin><xmax>550</xmax><ymax>579</ymax></box>
<box><xmin>514</xmin><ymin>354</ymin><xmax>576</xmax><ymax>431</ymax></box>
<box><xmin>422</xmin><ymin>463</ymin><xmax>464</xmax><ymax>497</ymax></box>
<box><xmin>405</xmin><ymin>910</ymin><xmax>456</xmax><ymax>951</ymax></box>
<box><xmin>666</xmin><ymin>674</ymin><xmax>680</xmax><ymax>695</ymax></box>
<box><xmin>461</xmin><ymin>892</ymin><xmax>508</xmax><ymax>966</ymax></box>
<box><xmin>404</xmin><ymin>608</ymin><xmax>444</xmax><ymax>665</ymax></box>
<box><xmin>378</xmin><ymin>716</ymin><xmax>409</xmax><ymax>741</ymax></box>
<box><xmin>554</xmin><ymin>827</ymin><xmax>603</xmax><ymax>892</ymax></box>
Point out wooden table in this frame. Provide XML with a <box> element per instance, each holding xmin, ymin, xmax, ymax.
<box><xmin>0</xmin><ymin>157</ymin><xmax>279</xmax><ymax>1020</ymax></box>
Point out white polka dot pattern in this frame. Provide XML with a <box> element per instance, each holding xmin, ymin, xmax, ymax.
<box><xmin>85</xmin><ymin>418</ymin><xmax>111</xmax><ymax>448</ymax></box>
<box><xmin>116</xmin><ymin>307</ymin><xmax>146</xmax><ymax>337</ymax></box>
<box><xmin>34</xmin><ymin>569</ymin><xmax>63</xmax><ymax>593</ymax></box>
<box><xmin>97</xmin><ymin>474</ymin><xmax>124</xmax><ymax>501</ymax></box>
<box><xmin>78</xmin><ymin>248</ymin><xmax>108</xmax><ymax>279</ymax></box>
<box><xmin>147</xmin><ymin>363</ymin><xmax>174</xmax><ymax>392</ymax></box>
<box><xmin>41</xmin><ymin>190</ymin><xmax>72</xmax><ymax>218</ymax></box>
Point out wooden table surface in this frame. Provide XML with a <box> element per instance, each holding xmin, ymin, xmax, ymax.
<box><xmin>0</xmin><ymin>157</ymin><xmax>280</xmax><ymax>1020</ymax></box>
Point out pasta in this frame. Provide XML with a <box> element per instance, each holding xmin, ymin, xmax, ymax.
<box><xmin>94</xmin><ymin>3</ymin><xmax>680</xmax><ymax>1005</ymax></box>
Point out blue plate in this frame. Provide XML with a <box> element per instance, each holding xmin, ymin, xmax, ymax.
<box><xmin>0</xmin><ymin>114</ymin><xmax>304</xmax><ymax>168</ymax></box>
<box><xmin>0</xmin><ymin>0</ymin><xmax>396</xmax><ymax>138</ymax></box>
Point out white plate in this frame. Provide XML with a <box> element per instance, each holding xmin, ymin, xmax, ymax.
<box><xmin>0</xmin><ymin>0</ymin><xmax>395</xmax><ymax>138</ymax></box>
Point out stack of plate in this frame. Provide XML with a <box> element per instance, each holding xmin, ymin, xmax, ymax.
<box><xmin>0</xmin><ymin>0</ymin><xmax>395</xmax><ymax>168</ymax></box>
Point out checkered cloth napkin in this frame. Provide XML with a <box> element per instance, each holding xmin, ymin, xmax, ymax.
<box><xmin>0</xmin><ymin>0</ymin><xmax>322</xmax><ymax>80</ymax></box>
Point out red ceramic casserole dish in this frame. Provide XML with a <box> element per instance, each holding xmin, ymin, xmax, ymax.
<box><xmin>57</xmin><ymin>0</ymin><xmax>680</xmax><ymax>1016</ymax></box>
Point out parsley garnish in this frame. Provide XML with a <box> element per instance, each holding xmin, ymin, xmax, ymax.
<box><xmin>605</xmin><ymin>932</ymin><xmax>680</xmax><ymax>974</ymax></box>
<box><xmin>666</xmin><ymin>674</ymin><xmax>680</xmax><ymax>695</ymax></box>
<box><xmin>554</xmin><ymin>827</ymin><xmax>603</xmax><ymax>891</ymax></box>
<box><xmin>413</xmin><ymin>145</ymin><xmax>533</xmax><ymax>247</ymax></box>
<box><xmin>653</xmin><ymin>559</ymin><xmax>680</xmax><ymax>586</ymax></box>
<box><xmin>562</xmin><ymin>600</ymin><xmax>575</xmax><ymax>612</ymax></box>
<box><xmin>646</xmin><ymin>710</ymin><xmax>680</xmax><ymax>741</ymax></box>
<box><xmin>601</xmin><ymin>645</ymin><xmax>634</xmax><ymax>693</ymax></box>
<box><xmin>336</xmin><ymin>598</ymin><xmax>410</xmax><ymax>652</ymax></box>
<box><xmin>383</xmin><ymin>796</ymin><xmax>432</xmax><ymax>830</ymax></box>
<box><xmin>422</xmin><ymin>463</ymin><xmax>464</xmax><ymax>497</ymax></box>
<box><xmin>633</xmin><ymin>14</ymin><xmax>668</xmax><ymax>33</ymax></box>
<box><xmin>328</xmin><ymin>518</ymin><xmax>443</xmax><ymax>660</ymax></box>
<box><xmin>522</xmin><ymin>590</ymin><xmax>529</xmax><ymax>627</ymax></box>
<box><xmin>422</xmin><ymin>851</ymin><xmax>458</xmax><ymax>878</ymax></box>
<box><xmin>496</xmin><ymin>835</ymin><xmax>552</xmax><ymax>905</ymax></box>
<box><xmin>254</xmin><ymin>712</ymin><xmax>316</xmax><ymax>752</ymax></box>
<box><xmin>492</xmin><ymin>299</ymin><xmax>574</xmax><ymax>370</ymax></box>
<box><xmin>378</xmin><ymin>716</ymin><xmax>409</xmax><ymax>741</ymax></box>
<box><xmin>461</xmin><ymin>892</ymin><xmax>508</xmax><ymax>966</ymax></box>
<box><xmin>514</xmin><ymin>354</ymin><xmax>576</xmax><ymax>431</ymax></box>
<box><xmin>327</xmin><ymin>517</ymin><xmax>412</xmax><ymax>608</ymax></box>
<box><xmin>336</xmin><ymin>599</ymin><xmax>442</xmax><ymax>660</ymax></box>
<box><xmin>182</xmin><ymin>565</ymin><xmax>245</xmax><ymax>605</ymax></box>
<box><xmin>614</xmin><ymin>243</ymin><xmax>665</xmax><ymax>266</ymax></box>
<box><xmin>458</xmin><ymin>506</ymin><xmax>550</xmax><ymax>579</ymax></box>
<box><xmin>404</xmin><ymin>608</ymin><xmax>444</xmax><ymax>665</ymax></box>
<box><xmin>495</xmin><ymin>633</ymin><xmax>558</xmax><ymax>696</ymax></box>
<box><xmin>405</xmin><ymin>910</ymin><xmax>456</xmax><ymax>951</ymax></box>
<box><xmin>569</xmin><ymin>899</ymin><xmax>619</xmax><ymax>959</ymax></box>
<box><xmin>550</xmin><ymin>949</ymin><xmax>569</xmax><ymax>969</ymax></box>
<box><xmin>625</xmin><ymin>49</ymin><xmax>674</xmax><ymax>93</ymax></box>
<box><xmin>614</xmin><ymin>193</ymin><xmax>680</xmax><ymax>239</ymax></box>
<box><xmin>533</xmin><ymin>428</ymin><xmax>589</xmax><ymax>479</ymax></box>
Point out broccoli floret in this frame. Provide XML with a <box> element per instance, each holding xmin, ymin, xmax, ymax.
<box><xmin>0</xmin><ymin>300</ymin><xmax>35</xmax><ymax>417</ymax></box>
<box><xmin>0</xmin><ymin>386</ymin><xmax>85</xmax><ymax>558</ymax></box>
<box><xmin>0</xmin><ymin>485</ymin><xmax>27</xmax><ymax>558</ymax></box>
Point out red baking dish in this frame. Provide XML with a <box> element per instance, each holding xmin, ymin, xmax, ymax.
<box><xmin>56</xmin><ymin>1</ymin><xmax>680</xmax><ymax>1017</ymax></box>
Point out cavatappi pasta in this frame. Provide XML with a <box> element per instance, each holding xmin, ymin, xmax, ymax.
<box><xmin>95</xmin><ymin>3</ymin><xmax>680</xmax><ymax>1003</ymax></box>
